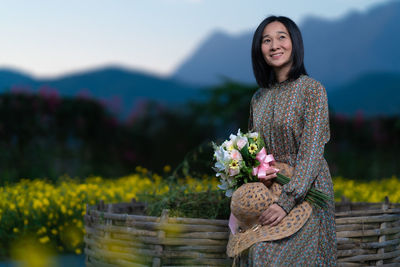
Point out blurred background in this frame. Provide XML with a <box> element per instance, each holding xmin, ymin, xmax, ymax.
<box><xmin>1</xmin><ymin>0</ymin><xmax>400</xmax><ymax>265</ymax></box>
<box><xmin>0</xmin><ymin>0</ymin><xmax>399</xmax><ymax>182</ymax></box>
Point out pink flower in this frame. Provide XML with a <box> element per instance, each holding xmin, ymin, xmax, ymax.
<box><xmin>229</xmin><ymin>167</ymin><xmax>240</xmax><ymax>176</ymax></box>
<box><xmin>236</xmin><ymin>137</ymin><xmax>248</xmax><ymax>150</ymax></box>
<box><xmin>230</xmin><ymin>149</ymin><xmax>242</xmax><ymax>161</ymax></box>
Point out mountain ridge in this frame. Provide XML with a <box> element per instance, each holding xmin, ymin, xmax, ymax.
<box><xmin>173</xmin><ymin>1</ymin><xmax>400</xmax><ymax>88</ymax></box>
<box><xmin>0</xmin><ymin>66</ymin><xmax>202</xmax><ymax>118</ymax></box>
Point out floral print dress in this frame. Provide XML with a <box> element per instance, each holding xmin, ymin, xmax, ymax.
<box><xmin>241</xmin><ymin>75</ymin><xmax>337</xmax><ymax>266</ymax></box>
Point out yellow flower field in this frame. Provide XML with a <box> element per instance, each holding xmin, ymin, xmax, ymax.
<box><xmin>0</xmin><ymin>167</ymin><xmax>218</xmax><ymax>259</ymax></box>
<box><xmin>0</xmin><ymin>168</ymin><xmax>399</xmax><ymax>261</ymax></box>
<box><xmin>333</xmin><ymin>175</ymin><xmax>400</xmax><ymax>202</ymax></box>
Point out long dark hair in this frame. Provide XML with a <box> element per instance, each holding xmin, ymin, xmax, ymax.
<box><xmin>251</xmin><ymin>16</ymin><xmax>307</xmax><ymax>88</ymax></box>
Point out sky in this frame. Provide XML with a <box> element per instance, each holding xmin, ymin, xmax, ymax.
<box><xmin>0</xmin><ymin>0</ymin><xmax>393</xmax><ymax>78</ymax></box>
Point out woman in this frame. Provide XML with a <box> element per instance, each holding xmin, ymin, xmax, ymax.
<box><xmin>242</xmin><ymin>16</ymin><xmax>337</xmax><ymax>266</ymax></box>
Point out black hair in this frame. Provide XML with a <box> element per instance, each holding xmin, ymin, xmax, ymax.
<box><xmin>251</xmin><ymin>16</ymin><xmax>307</xmax><ymax>88</ymax></box>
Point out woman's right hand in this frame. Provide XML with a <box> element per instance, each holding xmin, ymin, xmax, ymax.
<box><xmin>258</xmin><ymin>167</ymin><xmax>279</xmax><ymax>186</ymax></box>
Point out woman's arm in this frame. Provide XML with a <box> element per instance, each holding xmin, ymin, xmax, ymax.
<box><xmin>275</xmin><ymin>82</ymin><xmax>330</xmax><ymax>213</ymax></box>
<box><xmin>248</xmin><ymin>103</ymin><xmax>254</xmax><ymax>132</ymax></box>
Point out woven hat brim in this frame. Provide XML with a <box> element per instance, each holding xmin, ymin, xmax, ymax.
<box><xmin>226</xmin><ymin>201</ymin><xmax>312</xmax><ymax>257</ymax></box>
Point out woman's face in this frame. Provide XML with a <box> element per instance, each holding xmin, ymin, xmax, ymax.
<box><xmin>261</xmin><ymin>21</ymin><xmax>293</xmax><ymax>71</ymax></box>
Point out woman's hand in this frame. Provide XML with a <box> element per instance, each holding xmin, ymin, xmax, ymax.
<box><xmin>259</xmin><ymin>204</ymin><xmax>287</xmax><ymax>226</ymax></box>
<box><xmin>258</xmin><ymin>167</ymin><xmax>279</xmax><ymax>187</ymax></box>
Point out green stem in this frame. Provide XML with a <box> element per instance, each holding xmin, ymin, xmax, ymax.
<box><xmin>275</xmin><ymin>173</ymin><xmax>332</xmax><ymax>208</ymax></box>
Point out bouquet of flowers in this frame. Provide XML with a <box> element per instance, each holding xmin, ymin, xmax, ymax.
<box><xmin>212</xmin><ymin>129</ymin><xmax>331</xmax><ymax>208</ymax></box>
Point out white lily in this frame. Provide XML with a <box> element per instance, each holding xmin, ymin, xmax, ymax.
<box><xmin>214</xmin><ymin>161</ymin><xmax>225</xmax><ymax>172</ymax></box>
<box><xmin>214</xmin><ymin>146</ymin><xmax>230</xmax><ymax>162</ymax></box>
<box><xmin>222</xmin><ymin>140</ymin><xmax>234</xmax><ymax>151</ymax></box>
<box><xmin>248</xmin><ymin>132</ymin><xmax>259</xmax><ymax>139</ymax></box>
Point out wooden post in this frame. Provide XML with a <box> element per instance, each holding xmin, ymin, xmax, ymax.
<box><xmin>376</xmin><ymin>196</ymin><xmax>389</xmax><ymax>266</ymax></box>
<box><xmin>340</xmin><ymin>195</ymin><xmax>351</xmax><ymax>212</ymax></box>
<box><xmin>152</xmin><ymin>209</ymin><xmax>169</xmax><ymax>267</ymax></box>
<box><xmin>99</xmin><ymin>199</ymin><xmax>105</xmax><ymax>211</ymax></box>
<box><xmin>104</xmin><ymin>204</ymin><xmax>113</xmax><ymax>263</ymax></box>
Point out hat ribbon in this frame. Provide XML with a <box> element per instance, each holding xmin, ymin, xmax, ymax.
<box><xmin>252</xmin><ymin>147</ymin><xmax>275</xmax><ymax>178</ymax></box>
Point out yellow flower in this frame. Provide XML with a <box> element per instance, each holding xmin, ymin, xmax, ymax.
<box><xmin>37</xmin><ymin>226</ymin><xmax>47</xmax><ymax>235</ymax></box>
<box><xmin>10</xmin><ymin>203</ymin><xmax>16</xmax><ymax>211</ymax></box>
<box><xmin>39</xmin><ymin>236</ymin><xmax>50</xmax><ymax>244</ymax></box>
<box><xmin>229</xmin><ymin>160</ymin><xmax>239</xmax><ymax>169</ymax></box>
<box><xmin>75</xmin><ymin>248</ymin><xmax>82</xmax><ymax>254</ymax></box>
<box><xmin>163</xmin><ymin>165</ymin><xmax>171</xmax><ymax>173</ymax></box>
<box><xmin>13</xmin><ymin>228</ymin><xmax>19</xmax><ymax>233</ymax></box>
<box><xmin>249</xmin><ymin>143</ymin><xmax>258</xmax><ymax>154</ymax></box>
<box><xmin>60</xmin><ymin>205</ymin><xmax>67</xmax><ymax>214</ymax></box>
<box><xmin>76</xmin><ymin>221</ymin><xmax>83</xmax><ymax>228</ymax></box>
<box><xmin>33</xmin><ymin>199</ymin><xmax>43</xmax><ymax>209</ymax></box>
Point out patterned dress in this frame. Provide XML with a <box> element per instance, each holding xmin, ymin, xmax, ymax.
<box><xmin>241</xmin><ymin>75</ymin><xmax>337</xmax><ymax>266</ymax></box>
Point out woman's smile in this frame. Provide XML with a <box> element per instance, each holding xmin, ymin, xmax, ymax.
<box><xmin>270</xmin><ymin>52</ymin><xmax>284</xmax><ymax>59</ymax></box>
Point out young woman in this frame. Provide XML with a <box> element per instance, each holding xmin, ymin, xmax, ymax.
<box><xmin>242</xmin><ymin>16</ymin><xmax>337</xmax><ymax>266</ymax></box>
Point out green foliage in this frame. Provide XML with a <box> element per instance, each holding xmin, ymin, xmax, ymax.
<box><xmin>190</xmin><ymin>81</ymin><xmax>257</xmax><ymax>137</ymax></box>
<box><xmin>127</xmin><ymin>102</ymin><xmax>214</xmax><ymax>175</ymax></box>
<box><xmin>0</xmin><ymin>93</ymin><xmax>213</xmax><ymax>183</ymax></box>
<box><xmin>0</xmin><ymin>93</ymin><xmax>135</xmax><ymax>183</ymax></box>
<box><xmin>326</xmin><ymin>114</ymin><xmax>400</xmax><ymax>180</ymax></box>
<box><xmin>0</xmin><ymin>80</ymin><xmax>399</xmax><ymax>183</ymax></box>
<box><xmin>138</xmin><ymin>185</ymin><xmax>230</xmax><ymax>220</ymax></box>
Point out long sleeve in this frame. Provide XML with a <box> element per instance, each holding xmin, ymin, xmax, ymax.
<box><xmin>276</xmin><ymin>83</ymin><xmax>330</xmax><ymax>213</ymax></box>
<box><xmin>248</xmin><ymin>102</ymin><xmax>254</xmax><ymax>132</ymax></box>
<box><xmin>248</xmin><ymin>91</ymin><xmax>260</xmax><ymax>132</ymax></box>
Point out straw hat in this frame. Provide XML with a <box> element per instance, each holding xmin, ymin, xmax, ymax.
<box><xmin>226</xmin><ymin>181</ymin><xmax>312</xmax><ymax>257</ymax></box>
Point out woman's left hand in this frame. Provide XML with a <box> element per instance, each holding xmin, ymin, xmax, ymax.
<box><xmin>259</xmin><ymin>204</ymin><xmax>287</xmax><ymax>226</ymax></box>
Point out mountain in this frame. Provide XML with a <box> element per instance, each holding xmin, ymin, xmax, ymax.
<box><xmin>328</xmin><ymin>72</ymin><xmax>400</xmax><ymax>116</ymax></box>
<box><xmin>302</xmin><ymin>1</ymin><xmax>400</xmax><ymax>87</ymax></box>
<box><xmin>173</xmin><ymin>1</ymin><xmax>400</xmax><ymax>88</ymax></box>
<box><xmin>173</xmin><ymin>30</ymin><xmax>254</xmax><ymax>86</ymax></box>
<box><xmin>0</xmin><ymin>69</ymin><xmax>36</xmax><ymax>90</ymax></box>
<box><xmin>0</xmin><ymin>66</ymin><xmax>202</xmax><ymax>118</ymax></box>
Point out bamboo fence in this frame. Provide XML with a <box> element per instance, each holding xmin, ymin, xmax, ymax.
<box><xmin>335</xmin><ymin>197</ymin><xmax>400</xmax><ymax>266</ymax></box>
<box><xmin>85</xmin><ymin>197</ymin><xmax>400</xmax><ymax>267</ymax></box>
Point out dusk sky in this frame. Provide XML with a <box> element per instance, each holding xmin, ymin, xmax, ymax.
<box><xmin>0</xmin><ymin>0</ymin><xmax>392</xmax><ymax>78</ymax></box>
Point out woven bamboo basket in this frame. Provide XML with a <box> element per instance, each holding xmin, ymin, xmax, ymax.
<box><xmin>84</xmin><ymin>197</ymin><xmax>400</xmax><ymax>267</ymax></box>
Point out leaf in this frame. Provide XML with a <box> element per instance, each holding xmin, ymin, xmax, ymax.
<box><xmin>258</xmin><ymin>135</ymin><xmax>266</xmax><ymax>149</ymax></box>
<box><xmin>240</xmin><ymin>144</ymin><xmax>250</xmax><ymax>161</ymax></box>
